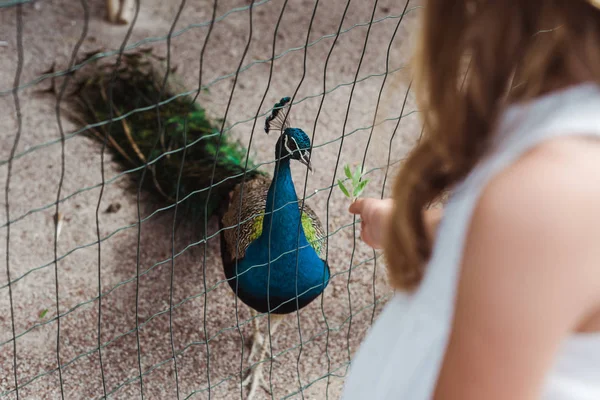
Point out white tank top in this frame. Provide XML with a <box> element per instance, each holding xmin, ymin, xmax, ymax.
<box><xmin>341</xmin><ymin>82</ymin><xmax>600</xmax><ymax>400</ymax></box>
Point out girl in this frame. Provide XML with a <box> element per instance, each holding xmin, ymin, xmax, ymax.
<box><xmin>342</xmin><ymin>1</ymin><xmax>600</xmax><ymax>399</ymax></box>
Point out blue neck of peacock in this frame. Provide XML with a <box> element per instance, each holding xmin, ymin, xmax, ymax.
<box><xmin>260</xmin><ymin>157</ymin><xmax>309</xmax><ymax>247</ymax></box>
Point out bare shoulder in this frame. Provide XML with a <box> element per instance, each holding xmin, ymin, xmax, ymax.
<box><xmin>431</xmin><ymin>135</ymin><xmax>600</xmax><ymax>400</ymax></box>
<box><xmin>472</xmin><ymin>135</ymin><xmax>600</xmax><ymax>304</ymax></box>
<box><xmin>478</xmin><ymin>136</ymin><xmax>600</xmax><ymax>244</ymax></box>
<box><xmin>481</xmin><ymin>135</ymin><xmax>600</xmax><ymax>219</ymax></box>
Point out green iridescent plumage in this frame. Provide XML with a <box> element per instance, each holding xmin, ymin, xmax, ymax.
<box><xmin>70</xmin><ymin>49</ymin><xmax>264</xmax><ymax>223</ymax></box>
<box><xmin>247</xmin><ymin>212</ymin><xmax>322</xmax><ymax>254</ymax></box>
<box><xmin>67</xmin><ymin>48</ymin><xmax>326</xmax><ymax>257</ymax></box>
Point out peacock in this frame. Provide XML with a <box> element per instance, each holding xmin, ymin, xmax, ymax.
<box><xmin>219</xmin><ymin>98</ymin><xmax>331</xmax><ymax>396</ymax></box>
<box><xmin>66</xmin><ymin>49</ymin><xmax>330</xmax><ymax>399</ymax></box>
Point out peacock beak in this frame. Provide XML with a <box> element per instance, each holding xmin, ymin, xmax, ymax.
<box><xmin>299</xmin><ymin>157</ymin><xmax>313</xmax><ymax>172</ymax></box>
<box><xmin>299</xmin><ymin>150</ymin><xmax>313</xmax><ymax>173</ymax></box>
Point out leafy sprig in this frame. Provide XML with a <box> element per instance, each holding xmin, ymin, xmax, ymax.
<box><xmin>338</xmin><ymin>164</ymin><xmax>370</xmax><ymax>202</ymax></box>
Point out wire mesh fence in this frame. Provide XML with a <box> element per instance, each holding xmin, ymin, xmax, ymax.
<box><xmin>0</xmin><ymin>0</ymin><xmax>423</xmax><ymax>398</ymax></box>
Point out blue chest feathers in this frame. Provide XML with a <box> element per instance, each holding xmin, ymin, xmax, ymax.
<box><xmin>232</xmin><ymin>160</ymin><xmax>330</xmax><ymax>314</ymax></box>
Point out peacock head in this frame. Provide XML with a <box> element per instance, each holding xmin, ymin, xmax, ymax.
<box><xmin>275</xmin><ymin>128</ymin><xmax>313</xmax><ymax>171</ymax></box>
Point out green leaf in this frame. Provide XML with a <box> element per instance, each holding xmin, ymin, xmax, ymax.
<box><xmin>344</xmin><ymin>164</ymin><xmax>353</xmax><ymax>180</ymax></box>
<box><xmin>337</xmin><ymin>180</ymin><xmax>351</xmax><ymax>198</ymax></box>
<box><xmin>39</xmin><ymin>309</ymin><xmax>48</xmax><ymax>319</ymax></box>
<box><xmin>352</xmin><ymin>179</ymin><xmax>370</xmax><ymax>199</ymax></box>
<box><xmin>352</xmin><ymin>183</ymin><xmax>362</xmax><ymax>198</ymax></box>
<box><xmin>352</xmin><ymin>165</ymin><xmax>362</xmax><ymax>185</ymax></box>
<box><xmin>359</xmin><ymin>178</ymin><xmax>370</xmax><ymax>193</ymax></box>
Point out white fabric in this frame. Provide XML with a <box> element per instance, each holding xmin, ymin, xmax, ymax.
<box><xmin>341</xmin><ymin>82</ymin><xmax>600</xmax><ymax>400</ymax></box>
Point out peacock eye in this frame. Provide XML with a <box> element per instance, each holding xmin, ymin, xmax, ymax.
<box><xmin>284</xmin><ymin>134</ymin><xmax>302</xmax><ymax>156</ymax></box>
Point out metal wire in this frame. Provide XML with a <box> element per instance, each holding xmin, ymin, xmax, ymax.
<box><xmin>194</xmin><ymin>0</ymin><xmax>220</xmax><ymax>396</ymax></box>
<box><xmin>0</xmin><ymin>110</ymin><xmax>418</xmax><ymax>361</ymax></box>
<box><xmin>95</xmin><ymin>1</ymin><xmax>142</xmax><ymax>398</ymax></box>
<box><xmin>287</xmin><ymin>1</ymin><xmax>322</xmax><ymax>397</ymax></box>
<box><xmin>4</xmin><ymin>3</ymin><xmax>24</xmax><ymax>399</ymax></box>
<box><xmin>0</xmin><ymin>0</ymin><xmax>30</xmax><ymax>7</ymax></box>
<box><xmin>0</xmin><ymin>1</ymin><xmax>420</xmax><ymax>398</ymax></box>
<box><xmin>200</xmin><ymin>1</ymin><xmax>258</xmax><ymax>397</ymax></box>
<box><xmin>323</xmin><ymin>0</ymin><xmax>379</xmax><ymax>373</ymax></box>
<box><xmin>0</xmin><ymin>63</ymin><xmax>409</xmax><ymax>237</ymax></box>
<box><xmin>51</xmin><ymin>0</ymin><xmax>91</xmax><ymax>397</ymax></box>
<box><xmin>162</xmin><ymin>0</ymin><xmax>190</xmax><ymax>397</ymax></box>
<box><xmin>0</xmin><ymin>7</ymin><xmax>421</xmax><ymax>168</ymax></box>
<box><xmin>1</xmin><ymin>243</ymin><xmax>385</xmax><ymax>398</ymax></box>
<box><xmin>230</xmin><ymin>0</ymin><xmax>291</xmax><ymax>397</ymax></box>
<box><xmin>360</xmin><ymin>0</ymin><xmax>411</xmax><ymax>332</ymax></box>
<box><xmin>0</xmin><ymin>5</ymin><xmax>421</xmax><ymax>100</ymax></box>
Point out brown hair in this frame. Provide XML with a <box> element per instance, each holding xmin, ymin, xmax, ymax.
<box><xmin>384</xmin><ymin>0</ymin><xmax>600</xmax><ymax>291</ymax></box>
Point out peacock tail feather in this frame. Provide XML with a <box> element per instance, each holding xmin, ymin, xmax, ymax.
<box><xmin>69</xmin><ymin>48</ymin><xmax>265</xmax><ymax>223</ymax></box>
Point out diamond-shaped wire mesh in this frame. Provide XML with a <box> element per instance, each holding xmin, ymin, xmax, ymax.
<box><xmin>0</xmin><ymin>0</ymin><xmax>422</xmax><ymax>398</ymax></box>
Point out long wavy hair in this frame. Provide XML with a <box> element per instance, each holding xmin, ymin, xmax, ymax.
<box><xmin>384</xmin><ymin>0</ymin><xmax>600</xmax><ymax>291</ymax></box>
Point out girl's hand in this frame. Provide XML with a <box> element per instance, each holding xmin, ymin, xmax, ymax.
<box><xmin>348</xmin><ymin>198</ymin><xmax>394</xmax><ymax>249</ymax></box>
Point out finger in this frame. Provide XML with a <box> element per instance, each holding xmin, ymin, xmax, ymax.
<box><xmin>348</xmin><ymin>198</ymin><xmax>364</xmax><ymax>214</ymax></box>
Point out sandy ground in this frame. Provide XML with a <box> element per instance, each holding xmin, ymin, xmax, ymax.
<box><xmin>0</xmin><ymin>0</ymin><xmax>423</xmax><ymax>398</ymax></box>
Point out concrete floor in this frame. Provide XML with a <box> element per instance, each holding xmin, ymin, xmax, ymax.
<box><xmin>0</xmin><ymin>0</ymin><xmax>423</xmax><ymax>398</ymax></box>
